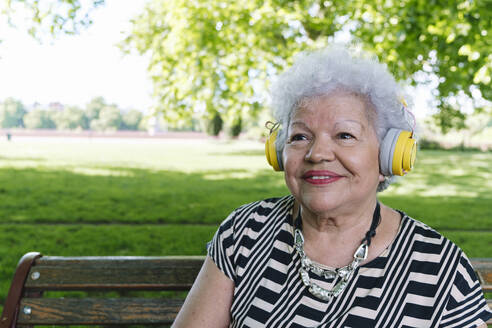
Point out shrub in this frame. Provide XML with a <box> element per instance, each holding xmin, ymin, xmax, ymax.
<box><xmin>229</xmin><ymin>117</ymin><xmax>242</xmax><ymax>137</ymax></box>
<box><xmin>206</xmin><ymin>112</ymin><xmax>223</xmax><ymax>136</ymax></box>
<box><xmin>418</xmin><ymin>138</ymin><xmax>443</xmax><ymax>150</ymax></box>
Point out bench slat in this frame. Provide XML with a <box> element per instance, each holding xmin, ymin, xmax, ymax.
<box><xmin>472</xmin><ymin>260</ymin><xmax>492</xmax><ymax>292</ymax></box>
<box><xmin>16</xmin><ymin>298</ymin><xmax>492</xmax><ymax>326</ymax></box>
<box><xmin>25</xmin><ymin>256</ymin><xmax>204</xmax><ymax>291</ymax></box>
<box><xmin>17</xmin><ymin>298</ymin><xmax>183</xmax><ymax>325</ymax></box>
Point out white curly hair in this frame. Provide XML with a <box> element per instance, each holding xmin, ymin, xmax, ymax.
<box><xmin>270</xmin><ymin>46</ymin><xmax>416</xmax><ymax>191</ymax></box>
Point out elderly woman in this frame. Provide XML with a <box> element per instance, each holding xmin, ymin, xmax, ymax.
<box><xmin>173</xmin><ymin>47</ymin><xmax>492</xmax><ymax>327</ymax></box>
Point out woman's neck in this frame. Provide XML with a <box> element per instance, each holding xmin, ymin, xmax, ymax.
<box><xmin>299</xmin><ymin>198</ymin><xmax>378</xmax><ymax>235</ymax></box>
<box><xmin>293</xmin><ymin>199</ymin><xmax>401</xmax><ymax>268</ymax></box>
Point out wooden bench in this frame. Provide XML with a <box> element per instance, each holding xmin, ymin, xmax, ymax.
<box><xmin>1</xmin><ymin>252</ymin><xmax>491</xmax><ymax>327</ymax></box>
<box><xmin>0</xmin><ymin>252</ymin><xmax>204</xmax><ymax>327</ymax></box>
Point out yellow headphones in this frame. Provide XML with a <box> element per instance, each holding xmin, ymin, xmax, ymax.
<box><xmin>264</xmin><ymin>116</ymin><xmax>417</xmax><ymax>176</ymax></box>
<box><xmin>379</xmin><ymin>128</ymin><xmax>417</xmax><ymax>176</ymax></box>
<box><xmin>265</xmin><ymin>122</ymin><xmax>284</xmax><ymax>171</ymax></box>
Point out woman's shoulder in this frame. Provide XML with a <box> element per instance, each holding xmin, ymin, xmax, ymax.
<box><xmin>235</xmin><ymin>194</ymin><xmax>295</xmax><ymax>212</ymax></box>
<box><xmin>224</xmin><ymin>195</ymin><xmax>294</xmax><ymax>226</ymax></box>
<box><xmin>377</xmin><ymin>211</ymin><xmax>491</xmax><ymax>327</ymax></box>
<box><xmin>403</xmin><ymin>213</ymin><xmax>445</xmax><ymax>239</ymax></box>
<box><xmin>395</xmin><ymin>211</ymin><xmax>465</xmax><ymax>261</ymax></box>
<box><xmin>389</xmin><ymin>212</ymin><xmax>482</xmax><ymax>290</ymax></box>
<box><xmin>215</xmin><ymin>195</ymin><xmax>294</xmax><ymax>246</ymax></box>
<box><xmin>209</xmin><ymin>195</ymin><xmax>295</xmax><ymax>277</ymax></box>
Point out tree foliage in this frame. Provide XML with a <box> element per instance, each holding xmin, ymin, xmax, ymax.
<box><xmin>2</xmin><ymin>0</ymin><xmax>105</xmax><ymax>39</ymax></box>
<box><xmin>90</xmin><ymin>105</ymin><xmax>122</xmax><ymax>131</ymax></box>
<box><xmin>205</xmin><ymin>112</ymin><xmax>224</xmax><ymax>136</ymax></box>
<box><xmin>229</xmin><ymin>115</ymin><xmax>243</xmax><ymax>137</ymax></box>
<box><xmin>124</xmin><ymin>0</ymin><xmax>492</xmax><ymax>132</ymax></box>
<box><xmin>24</xmin><ymin>109</ymin><xmax>56</xmax><ymax>129</ymax></box>
<box><xmin>0</xmin><ymin>98</ymin><xmax>27</xmax><ymax>128</ymax></box>
<box><xmin>121</xmin><ymin>109</ymin><xmax>143</xmax><ymax>131</ymax></box>
<box><xmin>85</xmin><ymin>96</ymin><xmax>106</xmax><ymax>121</ymax></box>
<box><xmin>0</xmin><ymin>97</ymin><xmax>144</xmax><ymax>131</ymax></box>
<box><xmin>122</xmin><ymin>0</ymin><xmax>305</xmax><ymax>134</ymax></box>
<box><xmin>52</xmin><ymin>106</ymin><xmax>88</xmax><ymax>130</ymax></box>
<box><xmin>299</xmin><ymin>0</ymin><xmax>492</xmax><ymax>132</ymax></box>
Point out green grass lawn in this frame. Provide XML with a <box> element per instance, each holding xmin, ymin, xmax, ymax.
<box><xmin>0</xmin><ymin>136</ymin><xmax>491</xmax><ymax>311</ymax></box>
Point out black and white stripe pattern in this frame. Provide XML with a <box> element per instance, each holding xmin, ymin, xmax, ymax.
<box><xmin>208</xmin><ymin>196</ymin><xmax>492</xmax><ymax>327</ymax></box>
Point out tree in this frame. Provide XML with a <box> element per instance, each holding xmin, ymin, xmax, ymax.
<box><xmin>90</xmin><ymin>105</ymin><xmax>121</xmax><ymax>131</ymax></box>
<box><xmin>85</xmin><ymin>96</ymin><xmax>106</xmax><ymax>122</ymax></box>
<box><xmin>121</xmin><ymin>109</ymin><xmax>143</xmax><ymax>130</ymax></box>
<box><xmin>122</xmin><ymin>0</ymin><xmax>303</xmax><ymax>134</ymax></box>
<box><xmin>0</xmin><ymin>98</ymin><xmax>27</xmax><ymax>128</ymax></box>
<box><xmin>2</xmin><ymin>0</ymin><xmax>105</xmax><ymax>40</ymax></box>
<box><xmin>53</xmin><ymin>106</ymin><xmax>88</xmax><ymax>130</ymax></box>
<box><xmin>24</xmin><ymin>109</ymin><xmax>56</xmax><ymax>129</ymax></box>
<box><xmin>229</xmin><ymin>115</ymin><xmax>243</xmax><ymax>137</ymax></box>
<box><xmin>205</xmin><ymin>112</ymin><xmax>224</xmax><ymax>136</ymax></box>
<box><xmin>124</xmin><ymin>0</ymin><xmax>492</xmax><ymax>132</ymax></box>
<box><xmin>298</xmin><ymin>0</ymin><xmax>492</xmax><ymax>132</ymax></box>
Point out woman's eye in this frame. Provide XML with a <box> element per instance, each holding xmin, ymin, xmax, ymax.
<box><xmin>338</xmin><ymin>132</ymin><xmax>355</xmax><ymax>140</ymax></box>
<box><xmin>290</xmin><ymin>134</ymin><xmax>308</xmax><ymax>142</ymax></box>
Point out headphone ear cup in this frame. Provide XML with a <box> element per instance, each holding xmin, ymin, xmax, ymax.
<box><xmin>401</xmin><ymin>136</ymin><xmax>417</xmax><ymax>172</ymax></box>
<box><xmin>380</xmin><ymin>128</ymin><xmax>417</xmax><ymax>176</ymax></box>
<box><xmin>380</xmin><ymin>128</ymin><xmax>400</xmax><ymax>176</ymax></box>
<box><xmin>276</xmin><ymin>144</ymin><xmax>284</xmax><ymax>171</ymax></box>
<box><xmin>265</xmin><ymin>128</ymin><xmax>283</xmax><ymax>171</ymax></box>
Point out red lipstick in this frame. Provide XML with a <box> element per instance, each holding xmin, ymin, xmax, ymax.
<box><xmin>302</xmin><ymin>170</ymin><xmax>343</xmax><ymax>185</ymax></box>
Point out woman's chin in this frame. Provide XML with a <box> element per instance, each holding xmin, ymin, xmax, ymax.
<box><xmin>296</xmin><ymin>189</ymin><xmax>378</xmax><ymax>217</ymax></box>
<box><xmin>297</xmin><ymin>194</ymin><xmax>345</xmax><ymax>216</ymax></box>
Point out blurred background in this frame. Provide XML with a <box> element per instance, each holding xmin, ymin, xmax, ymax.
<box><xmin>0</xmin><ymin>0</ymin><xmax>490</xmax><ymax>311</ymax></box>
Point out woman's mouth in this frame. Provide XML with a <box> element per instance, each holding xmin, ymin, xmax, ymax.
<box><xmin>302</xmin><ymin>170</ymin><xmax>343</xmax><ymax>185</ymax></box>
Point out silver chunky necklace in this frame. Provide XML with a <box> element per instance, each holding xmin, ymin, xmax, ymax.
<box><xmin>293</xmin><ymin>202</ymin><xmax>381</xmax><ymax>301</ymax></box>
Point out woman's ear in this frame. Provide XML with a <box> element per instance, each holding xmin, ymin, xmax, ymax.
<box><xmin>378</xmin><ymin>173</ymin><xmax>385</xmax><ymax>182</ymax></box>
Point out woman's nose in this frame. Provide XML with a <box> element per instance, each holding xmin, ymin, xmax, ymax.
<box><xmin>304</xmin><ymin>137</ymin><xmax>336</xmax><ymax>163</ymax></box>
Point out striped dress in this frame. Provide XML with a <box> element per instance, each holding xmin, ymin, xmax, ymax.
<box><xmin>208</xmin><ymin>195</ymin><xmax>492</xmax><ymax>327</ymax></box>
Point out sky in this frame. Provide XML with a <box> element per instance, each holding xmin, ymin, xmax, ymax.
<box><xmin>0</xmin><ymin>0</ymin><xmax>153</xmax><ymax>111</ymax></box>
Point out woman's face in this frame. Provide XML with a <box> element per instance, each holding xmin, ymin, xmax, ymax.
<box><xmin>283</xmin><ymin>91</ymin><xmax>384</xmax><ymax>217</ymax></box>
